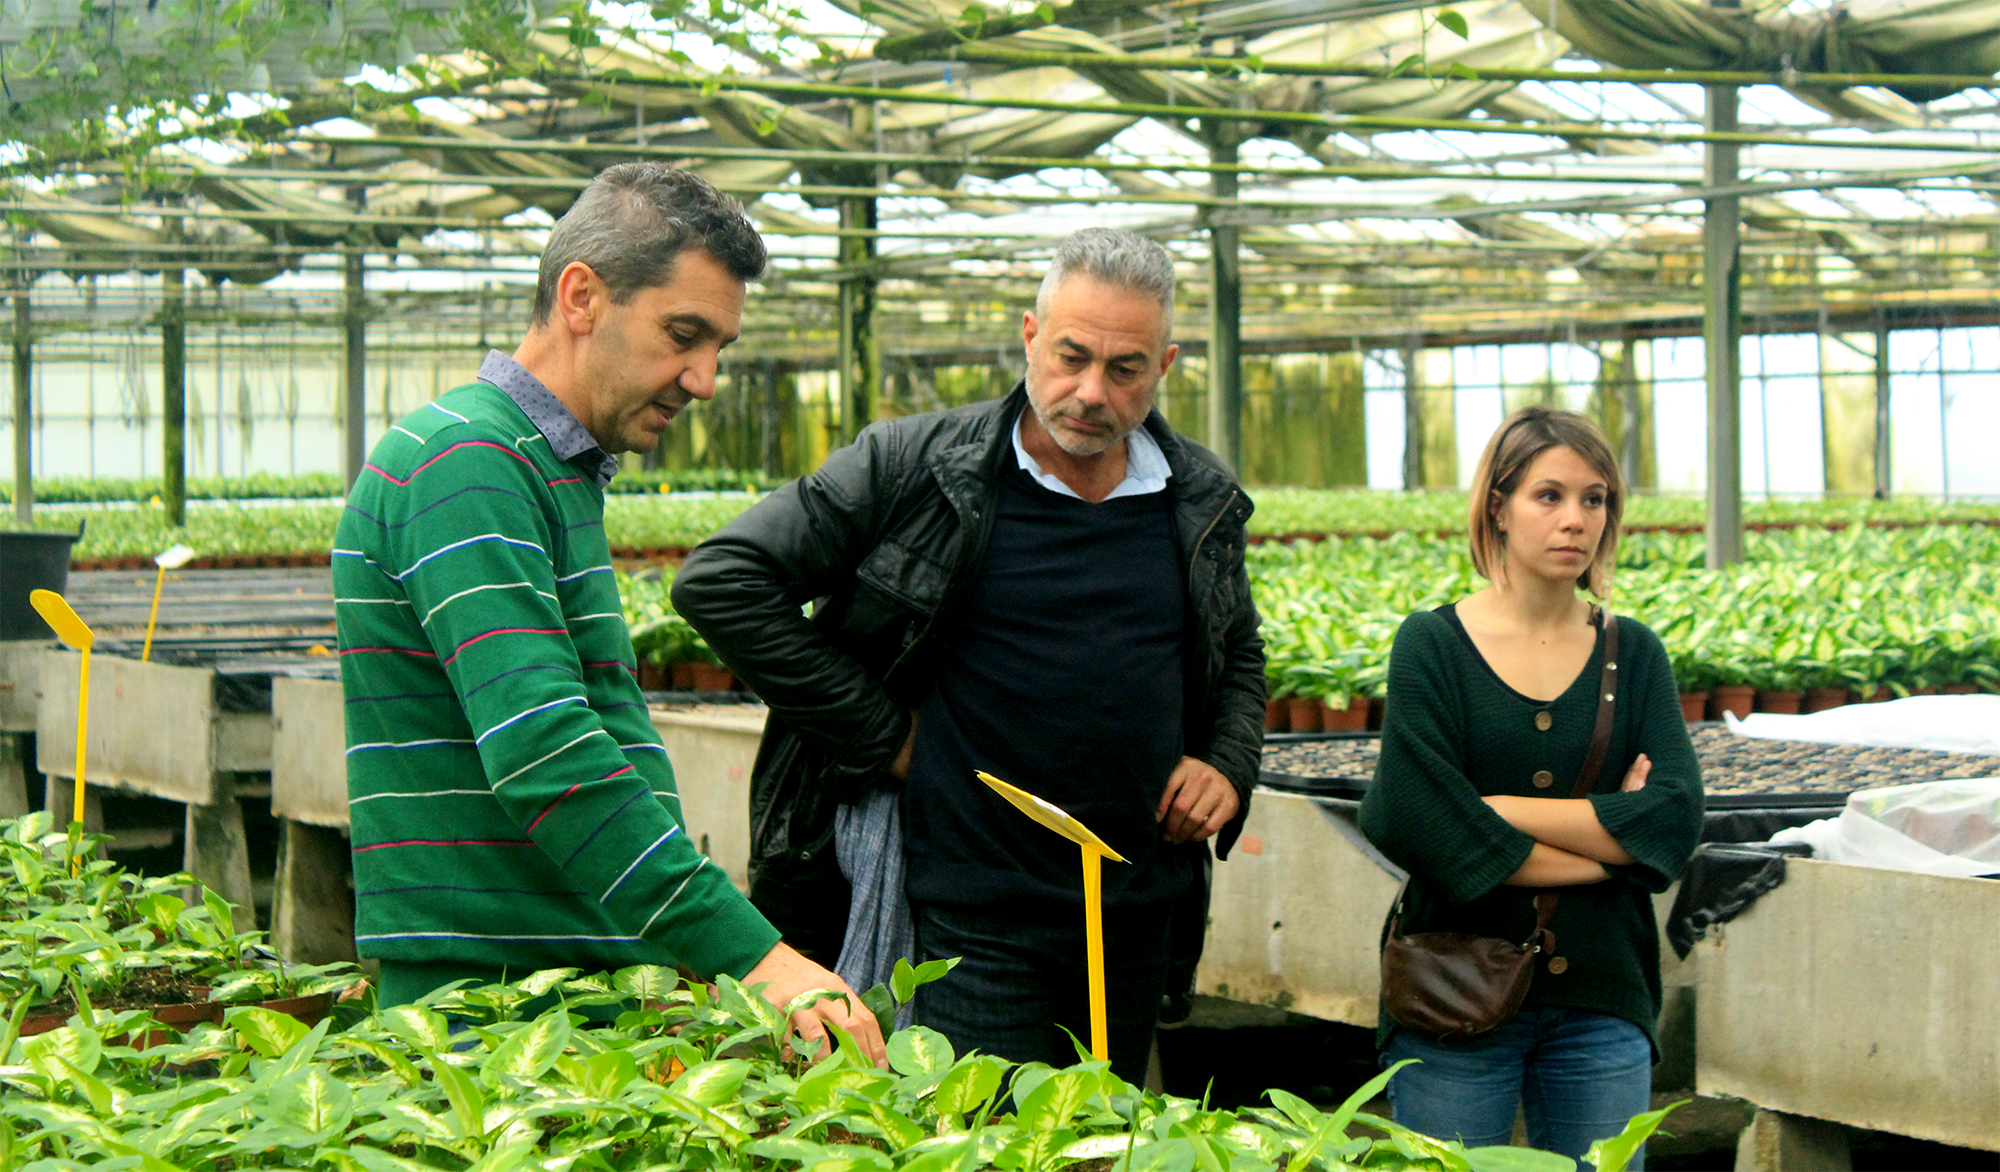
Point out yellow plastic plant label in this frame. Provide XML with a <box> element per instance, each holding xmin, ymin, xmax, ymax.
<box><xmin>975</xmin><ymin>770</ymin><xmax>1127</xmax><ymax>862</ymax></box>
<box><xmin>30</xmin><ymin>589</ymin><xmax>94</xmax><ymax>651</ymax></box>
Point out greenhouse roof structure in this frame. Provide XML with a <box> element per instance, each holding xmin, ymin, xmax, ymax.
<box><xmin>8</xmin><ymin>0</ymin><xmax>2000</xmax><ymax>349</ymax></box>
<box><xmin>10</xmin><ymin>0</ymin><xmax>2000</xmax><ymax>541</ymax></box>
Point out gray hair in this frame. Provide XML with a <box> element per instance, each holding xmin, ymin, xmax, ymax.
<box><xmin>1034</xmin><ymin>228</ymin><xmax>1176</xmax><ymax>333</ymax></box>
<box><xmin>532</xmin><ymin>163</ymin><xmax>767</xmax><ymax>326</ymax></box>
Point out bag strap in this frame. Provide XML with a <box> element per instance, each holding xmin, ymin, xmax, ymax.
<box><xmin>1571</xmin><ymin>607</ymin><xmax>1620</xmax><ymax>800</ymax></box>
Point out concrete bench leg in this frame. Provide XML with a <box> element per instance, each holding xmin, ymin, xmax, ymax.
<box><xmin>272</xmin><ymin>820</ymin><xmax>357</xmax><ymax>965</ymax></box>
<box><xmin>43</xmin><ymin>773</ymin><xmax>103</xmax><ymax>831</ymax></box>
<box><xmin>1</xmin><ymin>733</ymin><xmax>28</xmax><ymax>817</ymax></box>
<box><xmin>1735</xmin><ymin>1108</ymin><xmax>1852</xmax><ymax>1172</ymax></box>
<box><xmin>185</xmin><ymin>785</ymin><xmax>255</xmax><ymax>915</ymax></box>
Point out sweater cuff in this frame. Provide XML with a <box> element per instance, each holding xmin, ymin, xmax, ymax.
<box><xmin>1589</xmin><ymin>790</ymin><xmax>1677</xmax><ymax>891</ymax></box>
<box><xmin>1440</xmin><ymin>824</ymin><xmax>1539</xmax><ymax>905</ymax></box>
<box><xmin>675</xmin><ymin>897</ymin><xmax>785</xmax><ymax>982</ymax></box>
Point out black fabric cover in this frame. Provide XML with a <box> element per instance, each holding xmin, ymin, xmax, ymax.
<box><xmin>1665</xmin><ymin>842</ymin><xmax>1813</xmax><ymax>959</ymax></box>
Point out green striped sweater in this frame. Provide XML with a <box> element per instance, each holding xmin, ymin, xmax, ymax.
<box><xmin>333</xmin><ymin>381</ymin><xmax>779</xmax><ymax>984</ymax></box>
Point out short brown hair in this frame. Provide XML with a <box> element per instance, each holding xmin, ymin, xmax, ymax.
<box><xmin>1466</xmin><ymin>406</ymin><xmax>1624</xmax><ymax>597</ymax></box>
<box><xmin>532</xmin><ymin>163</ymin><xmax>767</xmax><ymax>326</ymax></box>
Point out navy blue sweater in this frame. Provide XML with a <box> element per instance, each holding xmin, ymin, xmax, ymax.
<box><xmin>901</xmin><ymin>468</ymin><xmax>1196</xmax><ymax>908</ymax></box>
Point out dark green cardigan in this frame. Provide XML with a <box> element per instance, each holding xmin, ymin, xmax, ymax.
<box><xmin>1358</xmin><ymin>607</ymin><xmax>1704</xmax><ymax>1051</ymax></box>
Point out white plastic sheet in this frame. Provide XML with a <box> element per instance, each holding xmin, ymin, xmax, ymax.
<box><xmin>1723</xmin><ymin>694</ymin><xmax>2000</xmax><ymax>755</ymax></box>
<box><xmin>1768</xmin><ymin>778</ymin><xmax>2000</xmax><ymax>878</ymax></box>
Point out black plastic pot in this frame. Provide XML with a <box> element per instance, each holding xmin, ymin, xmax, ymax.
<box><xmin>0</xmin><ymin>526</ymin><xmax>83</xmax><ymax>640</ymax></box>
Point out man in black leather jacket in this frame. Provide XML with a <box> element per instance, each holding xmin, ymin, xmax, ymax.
<box><xmin>673</xmin><ymin>228</ymin><xmax>1265</xmax><ymax>1080</ymax></box>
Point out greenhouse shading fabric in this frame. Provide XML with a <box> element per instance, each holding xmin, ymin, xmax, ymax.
<box><xmin>1536</xmin><ymin>0</ymin><xmax>2000</xmax><ymax>101</ymax></box>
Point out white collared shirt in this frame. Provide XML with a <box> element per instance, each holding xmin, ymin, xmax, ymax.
<box><xmin>1011</xmin><ymin>414</ymin><xmax>1171</xmax><ymax>501</ymax></box>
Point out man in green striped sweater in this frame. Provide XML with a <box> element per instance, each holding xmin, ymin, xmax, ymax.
<box><xmin>334</xmin><ymin>163</ymin><xmax>883</xmax><ymax>1062</ymax></box>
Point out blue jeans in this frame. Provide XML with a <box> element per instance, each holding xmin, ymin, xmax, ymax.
<box><xmin>911</xmin><ymin>899</ymin><xmax>1170</xmax><ymax>1084</ymax></box>
<box><xmin>1382</xmin><ymin>1008</ymin><xmax>1653</xmax><ymax>1168</ymax></box>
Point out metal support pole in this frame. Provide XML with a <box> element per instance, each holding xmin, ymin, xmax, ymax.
<box><xmin>10</xmin><ymin>273</ymin><xmax>30</xmax><ymax>526</ymax></box>
<box><xmin>162</xmin><ymin>215</ymin><xmax>188</xmax><ymax>528</ymax></box>
<box><xmin>1206</xmin><ymin>123</ymin><xmax>1243</xmax><ymax>472</ymax></box>
<box><xmin>836</xmin><ymin>196</ymin><xmax>878</xmax><ymax>442</ymax></box>
<box><xmin>343</xmin><ymin>243</ymin><xmax>367</xmax><ymax>490</ymax></box>
<box><xmin>1873</xmin><ymin>314</ymin><xmax>1892</xmax><ymax>500</ymax></box>
<box><xmin>1703</xmin><ymin>10</ymin><xmax>1743</xmax><ymax>569</ymax></box>
<box><xmin>1400</xmin><ymin>343</ymin><xmax>1423</xmax><ymax>490</ymax></box>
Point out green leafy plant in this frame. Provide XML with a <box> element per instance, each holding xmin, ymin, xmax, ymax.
<box><xmin>0</xmin><ymin>813</ymin><xmax>359</xmax><ymax>1020</ymax></box>
<box><xmin>1</xmin><ymin>814</ymin><xmax>1701</xmax><ymax>1170</ymax></box>
<box><xmin>0</xmin><ymin>945</ymin><xmax>1686</xmax><ymax>1170</ymax></box>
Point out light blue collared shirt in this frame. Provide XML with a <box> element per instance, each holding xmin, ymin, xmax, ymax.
<box><xmin>475</xmin><ymin>349</ymin><xmax>621</xmax><ymax>488</ymax></box>
<box><xmin>1011</xmin><ymin>413</ymin><xmax>1171</xmax><ymax>501</ymax></box>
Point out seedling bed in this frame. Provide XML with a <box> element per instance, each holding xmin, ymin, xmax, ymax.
<box><xmin>1261</xmin><ymin>725</ymin><xmax>2000</xmax><ymax>809</ymax></box>
<box><xmin>63</xmin><ymin>565</ymin><xmax>333</xmax><ymax>644</ymax></box>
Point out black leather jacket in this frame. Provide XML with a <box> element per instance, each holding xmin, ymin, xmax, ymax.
<box><xmin>672</xmin><ymin>385</ymin><xmax>1266</xmax><ymax>959</ymax></box>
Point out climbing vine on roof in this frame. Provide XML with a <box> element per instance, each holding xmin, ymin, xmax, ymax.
<box><xmin>0</xmin><ymin>0</ymin><xmax>848</xmax><ymax>175</ymax></box>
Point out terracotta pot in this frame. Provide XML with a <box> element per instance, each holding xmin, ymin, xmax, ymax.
<box><xmin>1941</xmin><ymin>683</ymin><xmax>1980</xmax><ymax>695</ymax></box>
<box><xmin>1322</xmin><ymin>697</ymin><xmax>1369</xmax><ymax>731</ymax></box>
<box><xmin>669</xmin><ymin>661</ymin><xmax>698</xmax><ymax>690</ymax></box>
<box><xmin>1708</xmin><ymin>685</ymin><xmax>1755</xmax><ymax>721</ymax></box>
<box><xmin>254</xmin><ymin>992</ymin><xmax>334</xmax><ymax>1028</ymax></box>
<box><xmin>1861</xmin><ymin>687</ymin><xmax>1895</xmax><ymax>703</ymax></box>
<box><xmin>1754</xmin><ymin>690</ymin><xmax>1802</xmax><ymax>714</ymax></box>
<box><xmin>690</xmin><ymin>663</ymin><xmax>736</xmax><ymax>693</ymax></box>
<box><xmin>1802</xmin><ymin>687</ymin><xmax>1850</xmax><ymax>713</ymax></box>
<box><xmin>1679</xmin><ymin>692</ymin><xmax>1709</xmax><ymax>722</ymax></box>
<box><xmin>148</xmin><ymin>998</ymin><xmax>228</xmax><ymax>1028</ymax></box>
<box><xmin>638</xmin><ymin>660</ymin><xmax>667</xmax><ymax>690</ymax></box>
<box><xmin>1285</xmin><ymin>697</ymin><xmax>1323</xmax><ymax>733</ymax></box>
<box><xmin>1910</xmin><ymin>685</ymin><xmax>1939</xmax><ymax>696</ymax></box>
<box><xmin>1367</xmin><ymin>696</ymin><xmax>1386</xmax><ymax>731</ymax></box>
<box><xmin>1263</xmin><ymin>699</ymin><xmax>1288</xmax><ymax>732</ymax></box>
<box><xmin>18</xmin><ymin>990</ymin><xmax>331</xmax><ymax>1046</ymax></box>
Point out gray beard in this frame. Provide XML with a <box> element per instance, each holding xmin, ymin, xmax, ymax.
<box><xmin>1032</xmin><ymin>400</ymin><xmax>1131</xmax><ymax>458</ymax></box>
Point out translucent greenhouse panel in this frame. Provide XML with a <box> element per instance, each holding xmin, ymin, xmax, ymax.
<box><xmin>1942</xmin><ymin>373</ymin><xmax>2000</xmax><ymax>495</ymax></box>
<box><xmin>1545</xmin><ymin>343</ymin><xmax>1601</xmax><ymax>414</ymax></box>
<box><xmin>1747</xmin><ymin>335</ymin><xmax>1832</xmax><ymax>499</ymax></box>
<box><xmin>1649</xmin><ymin>336</ymin><xmax>1707</xmax><ymax>494</ymax></box>
<box><xmin>1362</xmin><ymin>353</ymin><xmax>1407</xmax><ymax>490</ymax></box>
<box><xmin>1454</xmin><ymin>377</ymin><xmax>1504</xmax><ymax>489</ymax></box>
<box><xmin>1817</xmin><ymin>333</ymin><xmax>1878</xmax><ymax>498</ymax></box>
<box><xmin>1888</xmin><ymin>329</ymin><xmax>1946</xmax><ymax>497</ymax></box>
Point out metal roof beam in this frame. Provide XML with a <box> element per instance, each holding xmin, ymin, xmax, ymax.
<box><xmin>869</xmin><ymin>43</ymin><xmax>2000</xmax><ymax>94</ymax></box>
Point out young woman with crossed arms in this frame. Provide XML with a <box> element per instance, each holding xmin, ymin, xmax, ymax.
<box><xmin>1359</xmin><ymin>408</ymin><xmax>1704</xmax><ymax>1166</ymax></box>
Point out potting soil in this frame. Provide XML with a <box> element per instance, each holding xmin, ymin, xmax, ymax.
<box><xmin>1262</xmin><ymin>724</ymin><xmax>2000</xmax><ymax>809</ymax></box>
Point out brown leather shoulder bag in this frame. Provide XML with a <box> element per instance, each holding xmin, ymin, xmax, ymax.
<box><xmin>1379</xmin><ymin>608</ymin><xmax>1619</xmax><ymax>1043</ymax></box>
